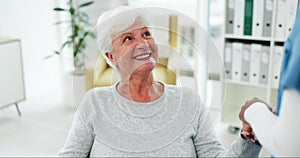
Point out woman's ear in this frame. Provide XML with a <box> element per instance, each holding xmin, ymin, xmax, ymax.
<box><xmin>105</xmin><ymin>52</ymin><xmax>113</xmax><ymax>61</ymax></box>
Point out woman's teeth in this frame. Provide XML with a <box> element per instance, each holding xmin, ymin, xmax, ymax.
<box><xmin>134</xmin><ymin>53</ymin><xmax>151</xmax><ymax>59</ymax></box>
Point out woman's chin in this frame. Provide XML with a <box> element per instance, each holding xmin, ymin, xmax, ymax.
<box><xmin>133</xmin><ymin>62</ymin><xmax>156</xmax><ymax>74</ymax></box>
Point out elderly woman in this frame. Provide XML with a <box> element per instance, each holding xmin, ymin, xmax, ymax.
<box><xmin>58</xmin><ymin>6</ymin><xmax>261</xmax><ymax>157</ymax></box>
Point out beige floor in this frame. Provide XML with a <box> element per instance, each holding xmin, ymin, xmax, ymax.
<box><xmin>0</xmin><ymin>90</ymin><xmax>270</xmax><ymax>156</ymax></box>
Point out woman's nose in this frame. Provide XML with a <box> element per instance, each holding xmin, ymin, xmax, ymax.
<box><xmin>135</xmin><ymin>37</ymin><xmax>149</xmax><ymax>50</ymax></box>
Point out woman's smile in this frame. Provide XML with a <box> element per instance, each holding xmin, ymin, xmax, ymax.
<box><xmin>133</xmin><ymin>53</ymin><xmax>153</xmax><ymax>60</ymax></box>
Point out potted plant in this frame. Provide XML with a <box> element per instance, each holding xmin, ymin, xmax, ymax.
<box><xmin>53</xmin><ymin>0</ymin><xmax>95</xmax><ymax>75</ymax></box>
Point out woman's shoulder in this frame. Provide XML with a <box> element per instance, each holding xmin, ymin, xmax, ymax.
<box><xmin>85</xmin><ymin>85</ymin><xmax>115</xmax><ymax>98</ymax></box>
<box><xmin>88</xmin><ymin>85</ymin><xmax>114</xmax><ymax>92</ymax></box>
<box><xmin>77</xmin><ymin>86</ymin><xmax>115</xmax><ymax>110</ymax></box>
<box><xmin>166</xmin><ymin>84</ymin><xmax>199</xmax><ymax>98</ymax></box>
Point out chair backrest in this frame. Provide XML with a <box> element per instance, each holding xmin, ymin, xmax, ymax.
<box><xmin>86</xmin><ymin>54</ymin><xmax>176</xmax><ymax>90</ymax></box>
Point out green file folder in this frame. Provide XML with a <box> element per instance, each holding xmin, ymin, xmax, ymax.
<box><xmin>244</xmin><ymin>0</ymin><xmax>254</xmax><ymax>35</ymax></box>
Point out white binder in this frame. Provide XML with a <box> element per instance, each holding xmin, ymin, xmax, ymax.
<box><xmin>252</xmin><ymin>0</ymin><xmax>264</xmax><ymax>37</ymax></box>
<box><xmin>262</xmin><ymin>0</ymin><xmax>273</xmax><ymax>37</ymax></box>
<box><xmin>224</xmin><ymin>42</ymin><xmax>232</xmax><ymax>80</ymax></box>
<box><xmin>285</xmin><ymin>0</ymin><xmax>298</xmax><ymax>38</ymax></box>
<box><xmin>233</xmin><ymin>0</ymin><xmax>245</xmax><ymax>35</ymax></box>
<box><xmin>232</xmin><ymin>42</ymin><xmax>243</xmax><ymax>82</ymax></box>
<box><xmin>272</xmin><ymin>46</ymin><xmax>284</xmax><ymax>89</ymax></box>
<box><xmin>275</xmin><ymin>0</ymin><xmax>287</xmax><ymax>39</ymax></box>
<box><xmin>250</xmin><ymin>44</ymin><xmax>261</xmax><ymax>84</ymax></box>
<box><xmin>241</xmin><ymin>44</ymin><xmax>251</xmax><ymax>82</ymax></box>
<box><xmin>226</xmin><ymin>0</ymin><xmax>235</xmax><ymax>34</ymax></box>
<box><xmin>259</xmin><ymin>46</ymin><xmax>270</xmax><ymax>85</ymax></box>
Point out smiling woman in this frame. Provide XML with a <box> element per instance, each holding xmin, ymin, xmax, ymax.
<box><xmin>108</xmin><ymin>23</ymin><xmax>158</xmax><ymax>79</ymax></box>
<box><xmin>106</xmin><ymin>18</ymin><xmax>162</xmax><ymax>102</ymax></box>
<box><xmin>58</xmin><ymin>6</ymin><xmax>262</xmax><ymax>157</ymax></box>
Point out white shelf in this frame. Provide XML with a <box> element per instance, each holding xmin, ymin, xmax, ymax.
<box><xmin>274</xmin><ymin>39</ymin><xmax>286</xmax><ymax>43</ymax></box>
<box><xmin>225</xmin><ymin>80</ymin><xmax>268</xmax><ymax>88</ymax></box>
<box><xmin>224</xmin><ymin>34</ymin><xmax>271</xmax><ymax>41</ymax></box>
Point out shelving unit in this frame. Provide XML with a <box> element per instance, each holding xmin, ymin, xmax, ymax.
<box><xmin>224</xmin><ymin>34</ymin><xmax>271</xmax><ymax>41</ymax></box>
<box><xmin>221</xmin><ymin>0</ymin><xmax>298</xmax><ymax>130</ymax></box>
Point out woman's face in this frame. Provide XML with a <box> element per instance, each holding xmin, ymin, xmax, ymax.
<box><xmin>106</xmin><ymin>19</ymin><xmax>158</xmax><ymax>76</ymax></box>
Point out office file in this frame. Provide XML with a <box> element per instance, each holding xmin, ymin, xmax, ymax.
<box><xmin>224</xmin><ymin>42</ymin><xmax>232</xmax><ymax>80</ymax></box>
<box><xmin>233</xmin><ymin>0</ymin><xmax>245</xmax><ymax>35</ymax></box>
<box><xmin>259</xmin><ymin>46</ymin><xmax>270</xmax><ymax>85</ymax></box>
<box><xmin>226</xmin><ymin>0</ymin><xmax>235</xmax><ymax>34</ymax></box>
<box><xmin>244</xmin><ymin>0</ymin><xmax>254</xmax><ymax>36</ymax></box>
<box><xmin>252</xmin><ymin>0</ymin><xmax>264</xmax><ymax>37</ymax></box>
<box><xmin>231</xmin><ymin>42</ymin><xmax>243</xmax><ymax>82</ymax></box>
<box><xmin>272</xmin><ymin>46</ymin><xmax>284</xmax><ymax>89</ymax></box>
<box><xmin>250</xmin><ymin>44</ymin><xmax>261</xmax><ymax>84</ymax></box>
<box><xmin>285</xmin><ymin>0</ymin><xmax>298</xmax><ymax>38</ymax></box>
<box><xmin>263</xmin><ymin>0</ymin><xmax>273</xmax><ymax>37</ymax></box>
<box><xmin>275</xmin><ymin>0</ymin><xmax>287</xmax><ymax>39</ymax></box>
<box><xmin>241</xmin><ymin>44</ymin><xmax>251</xmax><ymax>82</ymax></box>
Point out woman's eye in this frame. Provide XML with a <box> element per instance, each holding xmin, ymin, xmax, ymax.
<box><xmin>143</xmin><ymin>31</ymin><xmax>151</xmax><ymax>38</ymax></box>
<box><xmin>123</xmin><ymin>36</ymin><xmax>133</xmax><ymax>43</ymax></box>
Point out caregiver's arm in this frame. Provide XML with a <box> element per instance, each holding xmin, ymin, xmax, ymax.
<box><xmin>242</xmin><ymin>89</ymin><xmax>300</xmax><ymax>156</ymax></box>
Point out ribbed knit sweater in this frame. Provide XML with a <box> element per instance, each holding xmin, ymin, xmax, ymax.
<box><xmin>58</xmin><ymin>83</ymin><xmax>261</xmax><ymax>157</ymax></box>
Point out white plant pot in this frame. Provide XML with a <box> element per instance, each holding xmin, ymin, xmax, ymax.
<box><xmin>62</xmin><ymin>71</ymin><xmax>86</xmax><ymax>109</ymax></box>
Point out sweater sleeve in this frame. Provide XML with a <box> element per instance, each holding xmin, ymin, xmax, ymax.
<box><xmin>58</xmin><ymin>90</ymin><xmax>95</xmax><ymax>157</ymax></box>
<box><xmin>193</xmin><ymin>101</ymin><xmax>261</xmax><ymax>157</ymax></box>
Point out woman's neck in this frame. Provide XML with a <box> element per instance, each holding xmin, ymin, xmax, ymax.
<box><xmin>117</xmin><ymin>73</ymin><xmax>164</xmax><ymax>102</ymax></box>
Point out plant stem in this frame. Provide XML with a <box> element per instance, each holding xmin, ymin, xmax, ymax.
<box><xmin>70</xmin><ymin>0</ymin><xmax>78</xmax><ymax>70</ymax></box>
<box><xmin>70</xmin><ymin>0</ymin><xmax>75</xmax><ymax>56</ymax></box>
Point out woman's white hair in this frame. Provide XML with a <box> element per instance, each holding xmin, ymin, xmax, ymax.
<box><xmin>96</xmin><ymin>6</ymin><xmax>150</xmax><ymax>67</ymax></box>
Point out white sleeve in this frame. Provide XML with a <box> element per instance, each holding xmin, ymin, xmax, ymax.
<box><xmin>244</xmin><ymin>89</ymin><xmax>300</xmax><ymax>156</ymax></box>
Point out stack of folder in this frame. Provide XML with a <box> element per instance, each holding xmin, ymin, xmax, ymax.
<box><xmin>275</xmin><ymin>0</ymin><xmax>299</xmax><ymax>39</ymax></box>
<box><xmin>225</xmin><ymin>0</ymin><xmax>299</xmax><ymax>38</ymax></box>
<box><xmin>224</xmin><ymin>42</ymin><xmax>283</xmax><ymax>88</ymax></box>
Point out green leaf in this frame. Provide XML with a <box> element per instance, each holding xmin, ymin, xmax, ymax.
<box><xmin>79</xmin><ymin>12</ymin><xmax>89</xmax><ymax>23</ymax></box>
<box><xmin>68</xmin><ymin>34</ymin><xmax>76</xmax><ymax>39</ymax></box>
<box><xmin>54</xmin><ymin>50</ymin><xmax>60</xmax><ymax>55</ymax></box>
<box><xmin>54</xmin><ymin>20</ymin><xmax>70</xmax><ymax>25</ymax></box>
<box><xmin>44</xmin><ymin>54</ymin><xmax>53</xmax><ymax>59</ymax></box>
<box><xmin>44</xmin><ymin>51</ymin><xmax>60</xmax><ymax>60</ymax></box>
<box><xmin>53</xmin><ymin>7</ymin><xmax>66</xmax><ymax>11</ymax></box>
<box><xmin>80</xmin><ymin>12</ymin><xmax>89</xmax><ymax>18</ymax></box>
<box><xmin>88</xmin><ymin>31</ymin><xmax>96</xmax><ymax>38</ymax></box>
<box><xmin>61</xmin><ymin>41</ymin><xmax>72</xmax><ymax>50</ymax></box>
<box><xmin>79</xmin><ymin>1</ymin><xmax>94</xmax><ymax>8</ymax></box>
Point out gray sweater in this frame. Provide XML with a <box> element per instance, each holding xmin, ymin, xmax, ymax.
<box><xmin>58</xmin><ymin>83</ymin><xmax>261</xmax><ymax>157</ymax></box>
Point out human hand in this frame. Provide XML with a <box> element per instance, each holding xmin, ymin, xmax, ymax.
<box><xmin>238</xmin><ymin>98</ymin><xmax>274</xmax><ymax>146</ymax></box>
<box><xmin>239</xmin><ymin>97</ymin><xmax>271</xmax><ymax>129</ymax></box>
